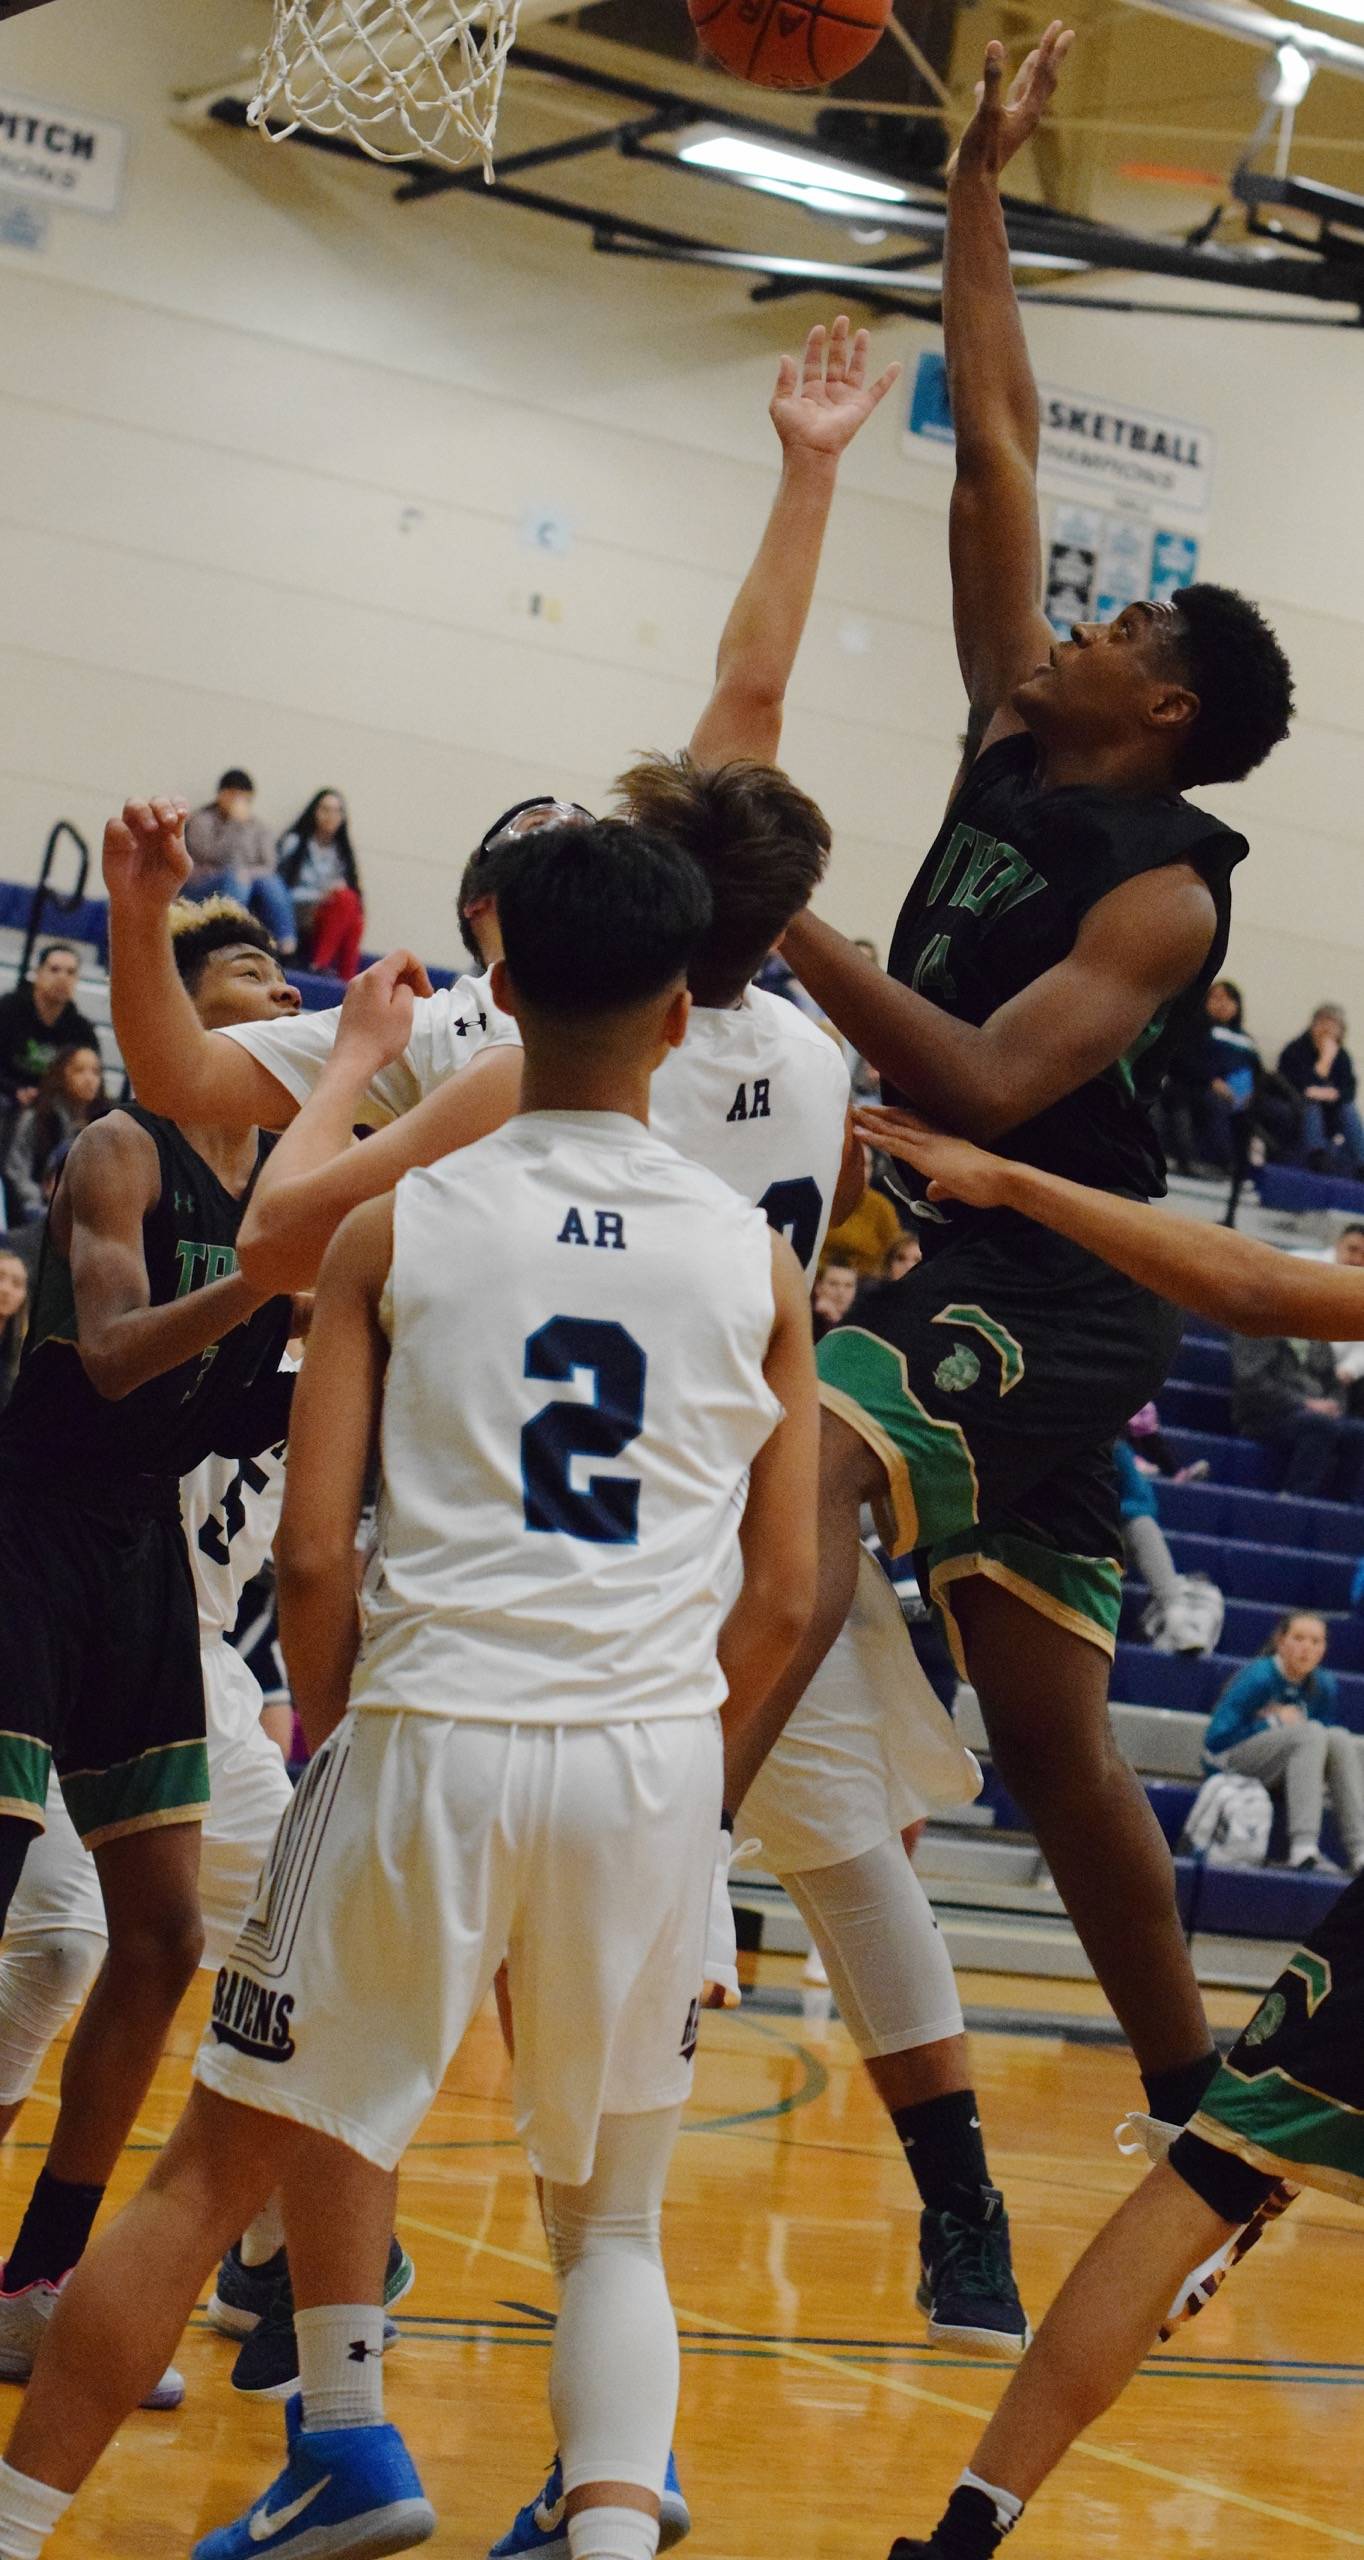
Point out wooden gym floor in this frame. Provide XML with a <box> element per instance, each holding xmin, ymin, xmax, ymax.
<box><xmin>12</xmin><ymin>1959</ymin><xmax>1362</xmax><ymax>2560</ymax></box>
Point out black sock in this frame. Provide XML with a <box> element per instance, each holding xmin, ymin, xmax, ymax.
<box><xmin>922</xmin><ymin>2484</ymin><xmax>1020</xmax><ymax>2558</ymax></box>
<box><xmin>1142</xmin><ymin>2050</ymin><xmax>1218</xmax><ymax>2130</ymax></box>
<box><xmin>892</xmin><ymin>2089</ymin><xmax>994</xmax><ymax>2217</ymax></box>
<box><xmin>5</xmin><ymin>2169</ymin><xmax>106</xmax><ymax>2292</ymax></box>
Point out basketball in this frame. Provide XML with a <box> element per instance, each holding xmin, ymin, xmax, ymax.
<box><xmin>687</xmin><ymin>0</ymin><xmax>894</xmax><ymax>91</ymax></box>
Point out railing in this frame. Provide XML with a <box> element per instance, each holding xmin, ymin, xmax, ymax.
<box><xmin>19</xmin><ymin>822</ymin><xmax>91</xmax><ymax>981</ymax></box>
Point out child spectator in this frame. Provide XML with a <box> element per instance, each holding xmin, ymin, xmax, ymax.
<box><xmin>1279</xmin><ymin>1004</ymin><xmax>1364</xmax><ymax>1175</ymax></box>
<box><xmin>0</xmin><ymin>1252</ymin><xmax>27</xmax><ymax>1415</ymax></box>
<box><xmin>2</xmin><ymin>1046</ymin><xmax>107</xmax><ymax>1223</ymax></box>
<box><xmin>276</xmin><ymin>789</ymin><xmax>365</xmax><ymax>979</ymax></box>
<box><xmin>1203</xmin><ymin>1612</ymin><xmax>1364</xmax><ymax>1873</ymax></box>
<box><xmin>812</xmin><ymin>1258</ymin><xmax>858</xmax><ymax>1340</ymax></box>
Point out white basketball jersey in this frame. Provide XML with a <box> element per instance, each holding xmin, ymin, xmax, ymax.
<box><xmin>182</xmin><ymin>1438</ymin><xmax>287</xmax><ymax>1643</ymax></box>
<box><xmin>650</xmin><ymin>988</ymin><xmax>850</xmax><ymax>1275</ymax></box>
<box><xmin>354</xmin><ymin>1110</ymin><xmax>782</xmax><ymax>1726</ymax></box>
<box><xmin>218</xmin><ymin>970</ymin><xmax>516</xmax><ymax>1127</ymax></box>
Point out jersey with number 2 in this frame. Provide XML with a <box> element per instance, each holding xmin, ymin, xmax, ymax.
<box><xmin>355</xmin><ymin>1110</ymin><xmax>782</xmax><ymax>1727</ymax></box>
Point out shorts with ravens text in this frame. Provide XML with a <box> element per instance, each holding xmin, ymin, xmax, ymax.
<box><xmin>1176</xmin><ymin>1872</ymin><xmax>1364</xmax><ymax>2209</ymax></box>
<box><xmin>195</xmin><ymin>1707</ymin><xmax>722</xmax><ymax>2187</ymax></box>
<box><xmin>816</xmin><ymin>1222</ymin><xmax>1184</xmax><ymax>1666</ymax></box>
<box><xmin>0</xmin><ymin>1476</ymin><xmax>209</xmax><ymax>1848</ymax></box>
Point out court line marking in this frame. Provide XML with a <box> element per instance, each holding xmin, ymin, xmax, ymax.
<box><xmin>395</xmin><ymin>2204</ymin><xmax>1364</xmax><ymax>2548</ymax></box>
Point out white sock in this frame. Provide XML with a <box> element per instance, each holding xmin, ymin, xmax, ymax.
<box><xmin>295</xmin><ymin>2304</ymin><xmax>386</xmax><ymax>2431</ymax></box>
<box><xmin>239</xmin><ymin>2196</ymin><xmax>286</xmax><ymax>2267</ymax></box>
<box><xmin>567</xmin><ymin>2506</ymin><xmax>660</xmax><ymax>2560</ymax></box>
<box><xmin>959</xmin><ymin>2469</ymin><xmax>1024</xmax><ymax>2533</ymax></box>
<box><xmin>0</xmin><ymin>2463</ymin><xmax>72</xmax><ymax>2560</ymax></box>
<box><xmin>1288</xmin><ymin>1840</ymin><xmax>1319</xmax><ymax>1869</ymax></box>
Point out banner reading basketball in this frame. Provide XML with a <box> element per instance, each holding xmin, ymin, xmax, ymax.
<box><xmin>905</xmin><ymin>350</ymin><xmax>1213</xmax><ymax>515</ymax></box>
<box><xmin>0</xmin><ymin>87</ymin><xmax>127</xmax><ymax>216</ymax></box>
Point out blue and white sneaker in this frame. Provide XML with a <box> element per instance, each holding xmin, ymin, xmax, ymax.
<box><xmin>488</xmin><ymin>2451</ymin><xmax>691</xmax><ymax>2560</ymax></box>
<box><xmin>193</xmin><ymin>2392</ymin><xmax>435</xmax><ymax>2559</ymax></box>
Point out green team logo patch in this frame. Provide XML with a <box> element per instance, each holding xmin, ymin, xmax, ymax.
<box><xmin>1244</xmin><ymin>1992</ymin><xmax>1287</xmax><ymax>2049</ymax></box>
<box><xmin>934</xmin><ymin>1343</ymin><xmax>981</xmax><ymax>1395</ymax></box>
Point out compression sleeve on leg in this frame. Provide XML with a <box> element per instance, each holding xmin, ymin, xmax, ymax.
<box><xmin>543</xmin><ymin>2107</ymin><xmax>682</xmax><ymax>2502</ymax></box>
<box><xmin>782</xmin><ymin>1837</ymin><xmax>964</xmax><ymax>2060</ymax></box>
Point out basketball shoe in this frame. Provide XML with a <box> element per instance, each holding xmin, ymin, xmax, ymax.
<box><xmin>887</xmin><ymin>2484</ymin><xmax>1018</xmax><ymax>2558</ymax></box>
<box><xmin>193</xmin><ymin>2389</ymin><xmax>435</xmax><ymax>2559</ymax></box>
<box><xmin>208</xmin><ymin>2240</ymin><xmax>289</xmax><ymax>2338</ymax></box>
<box><xmin>489</xmin><ymin>2450</ymin><xmax>691</xmax><ymax>2560</ymax></box>
<box><xmin>1115</xmin><ymin>2111</ymin><xmax>1297</xmax><ymax>2335</ymax></box>
<box><xmin>231</xmin><ymin>2241</ymin><xmax>415</xmax><ymax>2398</ymax></box>
<box><xmin>0</xmin><ymin>2272</ymin><xmax>184</xmax><ymax>2407</ymax></box>
<box><xmin>916</xmin><ymin>2189</ymin><xmax>1030</xmax><ymax>2358</ymax></box>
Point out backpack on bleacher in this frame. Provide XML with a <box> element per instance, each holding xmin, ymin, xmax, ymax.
<box><xmin>1142</xmin><ymin>1573</ymin><xmax>1225</xmax><ymax>1657</ymax></box>
<box><xmin>1180</xmin><ymin>1771</ymin><xmax>1272</xmax><ymax>1868</ymax></box>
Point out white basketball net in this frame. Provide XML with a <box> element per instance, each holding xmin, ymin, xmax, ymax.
<box><xmin>250</xmin><ymin>0</ymin><xmax>522</xmax><ymax>180</ymax></box>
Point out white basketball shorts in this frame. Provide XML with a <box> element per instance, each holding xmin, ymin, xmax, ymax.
<box><xmin>194</xmin><ymin>1708</ymin><xmax>723</xmax><ymax>2187</ymax></box>
<box><xmin>735</xmin><ymin>1548</ymin><xmax>981</xmax><ymax>1877</ymax></box>
<box><xmin>5</xmin><ymin>1640</ymin><xmax>293</xmax><ymax>1971</ymax></box>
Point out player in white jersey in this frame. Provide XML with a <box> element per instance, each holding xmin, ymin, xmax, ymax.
<box><xmin>0</xmin><ymin>817</ymin><xmax>818</xmax><ymax>2560</ymax></box>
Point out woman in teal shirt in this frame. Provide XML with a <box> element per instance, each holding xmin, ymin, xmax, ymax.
<box><xmin>1204</xmin><ymin>1612</ymin><xmax>1364</xmax><ymax>1873</ymax></box>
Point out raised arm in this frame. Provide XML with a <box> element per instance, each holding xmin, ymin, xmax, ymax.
<box><xmin>61</xmin><ymin>1116</ymin><xmax>271</xmax><ymax>1400</ymax></box>
<box><xmin>237</xmin><ymin>959</ymin><xmax>522</xmax><ymax>1293</ymax></box>
<box><xmin>785</xmin><ymin>863</ymin><xmax>1215</xmax><ymax>1142</ymax></box>
<box><xmin>103</xmin><ymin>799</ymin><xmax>302</xmax><ymax>1129</ymax></box>
<box><xmin>275</xmin><ymin>1196</ymin><xmax>392</xmax><ymax>1751</ymax></box>
<box><xmin>854</xmin><ymin>1111</ymin><xmax>1364</xmax><ymax>1340</ymax></box>
<box><xmin>945</xmin><ymin>25</ymin><xmax>1073</xmax><ymax>748</ymax></box>
<box><xmin>718</xmin><ymin>1233</ymin><xmax>819</xmax><ymax>1809</ymax></box>
<box><xmin>689</xmin><ymin>318</ymin><xmax>900</xmax><ymax>771</ymax></box>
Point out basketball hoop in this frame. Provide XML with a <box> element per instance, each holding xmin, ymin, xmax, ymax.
<box><xmin>250</xmin><ymin>0</ymin><xmax>522</xmax><ymax>181</ymax></box>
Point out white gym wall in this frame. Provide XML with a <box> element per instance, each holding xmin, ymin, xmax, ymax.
<box><xmin>0</xmin><ymin>0</ymin><xmax>1360</xmax><ymax>1050</ymax></box>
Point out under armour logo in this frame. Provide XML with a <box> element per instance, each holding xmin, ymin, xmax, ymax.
<box><xmin>347</xmin><ymin>2338</ymin><xmax>382</xmax><ymax>2363</ymax></box>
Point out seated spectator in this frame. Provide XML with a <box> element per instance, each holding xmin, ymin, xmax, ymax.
<box><xmin>276</xmin><ymin>789</ymin><xmax>365</xmax><ymax>980</ymax></box>
<box><xmin>820</xmin><ymin>1144</ymin><xmax>904</xmax><ymax>1275</ymax></box>
<box><xmin>0</xmin><ymin>1251</ymin><xmax>27</xmax><ymax>1415</ymax></box>
<box><xmin>184</xmin><ymin>770</ymin><xmax>297</xmax><ymax>954</ymax></box>
<box><xmin>1116</xmin><ymin>1439</ymin><xmax>1223</xmax><ymax>1653</ymax></box>
<box><xmin>3</xmin><ymin>1045</ymin><xmax>107</xmax><ymax>1222</ymax></box>
<box><xmin>0</xmin><ymin>944</ymin><xmax>99</xmax><ymax>1111</ymax></box>
<box><xmin>880</xmin><ymin>1230</ymin><xmax>922</xmax><ymax>1285</ymax></box>
<box><xmin>1279</xmin><ymin>1004</ymin><xmax>1364</xmax><ymax>1175</ymax></box>
<box><xmin>1157</xmin><ymin>980</ymin><xmax>1289</xmax><ymax>1178</ymax></box>
<box><xmin>1230</xmin><ymin>1325</ymin><xmax>1364</xmax><ymax>1502</ymax></box>
<box><xmin>1126</xmin><ymin>1399</ymin><xmax>1208</xmax><ymax>1483</ymax></box>
<box><xmin>1203</xmin><ymin>1613</ymin><xmax>1364</xmax><ymax>1874</ymax></box>
<box><xmin>812</xmin><ymin>1258</ymin><xmax>858</xmax><ymax>1341</ymax></box>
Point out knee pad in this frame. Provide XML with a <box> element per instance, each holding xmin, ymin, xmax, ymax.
<box><xmin>0</xmin><ymin>1929</ymin><xmax>105</xmax><ymax>2104</ymax></box>
<box><xmin>782</xmin><ymin>1836</ymin><xmax>964</xmax><ymax>2061</ymax></box>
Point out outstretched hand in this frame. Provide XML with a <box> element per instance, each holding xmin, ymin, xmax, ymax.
<box><xmin>334</xmin><ymin>949</ymin><xmax>434</xmax><ymax>1077</ymax></box>
<box><xmin>952</xmin><ymin>20</ymin><xmax>1074</xmax><ymax>183</ymax></box>
<box><xmin>102</xmin><ymin>797</ymin><xmax>192</xmax><ymax>910</ymax></box>
<box><xmin>853</xmin><ymin>1105</ymin><xmax>1014</xmax><ymax>1209</ymax></box>
<box><xmin>770</xmin><ymin>316</ymin><xmax>902</xmax><ymax>463</ymax></box>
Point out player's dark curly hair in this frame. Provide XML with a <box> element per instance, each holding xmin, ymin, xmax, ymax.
<box><xmin>1166</xmin><ymin>584</ymin><xmax>1294</xmax><ymax>788</ymax></box>
<box><xmin>611</xmin><ymin>752</ymin><xmax>832</xmax><ymax>1009</ymax></box>
<box><xmin>167</xmin><ymin>897</ymin><xmax>280</xmax><ymax>993</ymax></box>
<box><xmin>496</xmin><ymin>819</ymin><xmax>712</xmax><ymax>1016</ymax></box>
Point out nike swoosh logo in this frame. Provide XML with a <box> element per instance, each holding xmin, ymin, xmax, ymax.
<box><xmin>534</xmin><ymin>2497</ymin><xmax>567</xmax><ymax>2534</ymax></box>
<box><xmin>249</xmin><ymin>2476</ymin><xmax>332</xmax><ymax>2543</ymax></box>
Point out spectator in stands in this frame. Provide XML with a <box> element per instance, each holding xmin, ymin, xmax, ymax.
<box><xmin>812</xmin><ymin>1258</ymin><xmax>858</xmax><ymax>1341</ymax></box>
<box><xmin>881</xmin><ymin>1230</ymin><xmax>922</xmax><ymax>1284</ymax></box>
<box><xmin>0</xmin><ymin>945</ymin><xmax>99</xmax><ymax>1109</ymax></box>
<box><xmin>1229</xmin><ymin>1325</ymin><xmax>1364</xmax><ymax>1501</ymax></box>
<box><xmin>276</xmin><ymin>789</ymin><xmax>365</xmax><ymax>980</ymax></box>
<box><xmin>184</xmin><ymin>769</ymin><xmax>297</xmax><ymax>954</ymax></box>
<box><xmin>0</xmin><ymin>1252</ymin><xmax>27</xmax><ymax>1415</ymax></box>
<box><xmin>1126</xmin><ymin>1399</ymin><xmax>1209</xmax><ymax>1483</ymax></box>
<box><xmin>1279</xmin><ymin>1004</ymin><xmax>1364</xmax><ymax>1175</ymax></box>
<box><xmin>820</xmin><ymin>1143</ymin><xmax>904</xmax><ymax>1275</ymax></box>
<box><xmin>1115</xmin><ymin>1438</ymin><xmax>1184</xmax><ymax>1635</ymax></box>
<box><xmin>1203</xmin><ymin>1613</ymin><xmax>1364</xmax><ymax>1873</ymax></box>
<box><xmin>2</xmin><ymin>1045</ymin><xmax>107</xmax><ymax>1224</ymax></box>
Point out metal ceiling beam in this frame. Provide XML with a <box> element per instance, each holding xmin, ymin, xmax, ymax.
<box><xmin>1120</xmin><ymin>0</ymin><xmax>1364</xmax><ymax>79</ymax></box>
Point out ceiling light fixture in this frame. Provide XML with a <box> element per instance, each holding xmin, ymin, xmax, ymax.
<box><xmin>676</xmin><ymin>128</ymin><xmax>913</xmax><ymax>218</ymax></box>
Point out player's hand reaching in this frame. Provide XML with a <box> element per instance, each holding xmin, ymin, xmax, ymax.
<box><xmin>770</xmin><ymin>317</ymin><xmax>902</xmax><ymax>464</ymax></box>
<box><xmin>950</xmin><ymin>20</ymin><xmax>1074</xmax><ymax>184</ymax></box>
<box><xmin>102</xmin><ymin>797</ymin><xmax>192</xmax><ymax>909</ymax></box>
<box><xmin>333</xmin><ymin>949</ymin><xmax>434</xmax><ymax>1077</ymax></box>
<box><xmin>853</xmin><ymin>1105</ymin><xmax>1013</xmax><ymax>1209</ymax></box>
